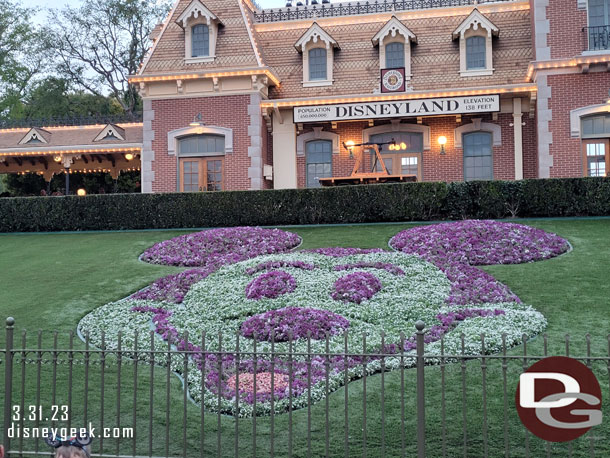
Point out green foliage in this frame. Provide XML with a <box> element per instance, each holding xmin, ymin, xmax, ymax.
<box><xmin>3</xmin><ymin>171</ymin><xmax>140</xmax><ymax>197</ymax></box>
<box><xmin>0</xmin><ymin>178</ymin><xmax>608</xmax><ymax>232</ymax></box>
<box><xmin>44</xmin><ymin>0</ymin><xmax>172</xmax><ymax>115</ymax></box>
<box><xmin>0</xmin><ymin>0</ymin><xmax>46</xmax><ymax>118</ymax></box>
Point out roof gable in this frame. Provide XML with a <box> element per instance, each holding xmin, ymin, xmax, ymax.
<box><xmin>19</xmin><ymin>128</ymin><xmax>50</xmax><ymax>145</ymax></box>
<box><xmin>138</xmin><ymin>0</ymin><xmax>261</xmax><ymax>75</ymax></box>
<box><xmin>295</xmin><ymin>22</ymin><xmax>339</xmax><ymax>52</ymax></box>
<box><xmin>372</xmin><ymin>16</ymin><xmax>417</xmax><ymax>46</ymax></box>
<box><xmin>94</xmin><ymin>124</ymin><xmax>126</xmax><ymax>142</ymax></box>
<box><xmin>452</xmin><ymin>9</ymin><xmax>499</xmax><ymax>39</ymax></box>
<box><xmin>176</xmin><ymin>0</ymin><xmax>221</xmax><ymax>28</ymax></box>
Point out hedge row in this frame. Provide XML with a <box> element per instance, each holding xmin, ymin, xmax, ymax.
<box><xmin>1</xmin><ymin>178</ymin><xmax>609</xmax><ymax>232</ymax></box>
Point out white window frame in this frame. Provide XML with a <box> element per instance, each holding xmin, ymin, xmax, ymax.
<box><xmin>295</xmin><ymin>23</ymin><xmax>339</xmax><ymax>88</ymax></box>
<box><xmin>177</xmin><ymin>0</ymin><xmax>222</xmax><ymax>64</ymax></box>
<box><xmin>454</xmin><ymin>118</ymin><xmax>502</xmax><ymax>148</ymax></box>
<box><xmin>168</xmin><ymin>125</ymin><xmax>233</xmax><ymax>156</ymax></box>
<box><xmin>453</xmin><ymin>9</ymin><xmax>499</xmax><ymax>77</ymax></box>
<box><xmin>297</xmin><ymin>127</ymin><xmax>340</xmax><ymax>156</ymax></box>
<box><xmin>372</xmin><ymin>16</ymin><xmax>417</xmax><ymax>80</ymax></box>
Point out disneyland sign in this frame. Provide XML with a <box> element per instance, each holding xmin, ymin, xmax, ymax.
<box><xmin>293</xmin><ymin>95</ymin><xmax>500</xmax><ymax>123</ymax></box>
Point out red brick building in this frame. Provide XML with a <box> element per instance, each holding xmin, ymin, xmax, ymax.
<box><xmin>1</xmin><ymin>0</ymin><xmax>607</xmax><ymax>192</ymax></box>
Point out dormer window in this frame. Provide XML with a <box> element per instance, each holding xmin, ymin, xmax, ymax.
<box><xmin>385</xmin><ymin>42</ymin><xmax>405</xmax><ymax>69</ymax></box>
<box><xmin>309</xmin><ymin>48</ymin><xmax>327</xmax><ymax>80</ymax></box>
<box><xmin>94</xmin><ymin>124</ymin><xmax>125</xmax><ymax>142</ymax></box>
<box><xmin>19</xmin><ymin>128</ymin><xmax>49</xmax><ymax>145</ymax></box>
<box><xmin>192</xmin><ymin>24</ymin><xmax>210</xmax><ymax>57</ymax></box>
<box><xmin>177</xmin><ymin>0</ymin><xmax>223</xmax><ymax>64</ymax></box>
<box><xmin>372</xmin><ymin>16</ymin><xmax>417</xmax><ymax>79</ymax></box>
<box><xmin>453</xmin><ymin>9</ymin><xmax>499</xmax><ymax>77</ymax></box>
<box><xmin>466</xmin><ymin>36</ymin><xmax>486</xmax><ymax>70</ymax></box>
<box><xmin>295</xmin><ymin>23</ymin><xmax>339</xmax><ymax>87</ymax></box>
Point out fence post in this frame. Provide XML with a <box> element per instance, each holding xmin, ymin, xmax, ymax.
<box><xmin>415</xmin><ymin>320</ymin><xmax>426</xmax><ymax>458</ymax></box>
<box><xmin>3</xmin><ymin>317</ymin><xmax>15</xmax><ymax>454</ymax></box>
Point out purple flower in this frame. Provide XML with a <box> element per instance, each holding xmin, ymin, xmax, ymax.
<box><xmin>245</xmin><ymin>271</ymin><xmax>297</xmax><ymax>300</ymax></box>
<box><xmin>331</xmin><ymin>272</ymin><xmax>382</xmax><ymax>304</ymax></box>
<box><xmin>240</xmin><ymin>307</ymin><xmax>350</xmax><ymax>342</ymax></box>
<box><xmin>390</xmin><ymin>220</ymin><xmax>569</xmax><ymax>306</ymax></box>
<box><xmin>141</xmin><ymin>227</ymin><xmax>301</xmax><ymax>267</ymax></box>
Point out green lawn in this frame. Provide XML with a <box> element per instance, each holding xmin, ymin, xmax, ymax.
<box><xmin>0</xmin><ymin>220</ymin><xmax>609</xmax><ymax>457</ymax></box>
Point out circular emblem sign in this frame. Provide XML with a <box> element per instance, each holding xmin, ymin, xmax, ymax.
<box><xmin>516</xmin><ymin>356</ymin><xmax>603</xmax><ymax>442</ymax></box>
<box><xmin>382</xmin><ymin>69</ymin><xmax>404</xmax><ymax>92</ymax></box>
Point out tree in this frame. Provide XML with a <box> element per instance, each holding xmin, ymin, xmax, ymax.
<box><xmin>21</xmin><ymin>77</ymin><xmax>124</xmax><ymax>119</ymax></box>
<box><xmin>0</xmin><ymin>0</ymin><xmax>46</xmax><ymax>119</ymax></box>
<box><xmin>46</xmin><ymin>0</ymin><xmax>172</xmax><ymax>117</ymax></box>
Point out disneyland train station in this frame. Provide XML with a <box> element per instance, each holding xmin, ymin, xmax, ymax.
<box><xmin>2</xmin><ymin>0</ymin><xmax>610</xmax><ymax>193</ymax></box>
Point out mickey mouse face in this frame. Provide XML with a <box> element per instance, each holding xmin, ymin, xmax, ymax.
<box><xmin>79</xmin><ymin>222</ymin><xmax>565</xmax><ymax>417</ymax></box>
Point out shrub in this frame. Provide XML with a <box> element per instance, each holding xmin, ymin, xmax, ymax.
<box><xmin>0</xmin><ymin>177</ymin><xmax>609</xmax><ymax>232</ymax></box>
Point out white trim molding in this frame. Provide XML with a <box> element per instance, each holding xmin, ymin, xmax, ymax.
<box><xmin>454</xmin><ymin>118</ymin><xmax>502</xmax><ymax>148</ymax></box>
<box><xmin>295</xmin><ymin>22</ymin><xmax>339</xmax><ymax>52</ymax></box>
<box><xmin>94</xmin><ymin>124</ymin><xmax>125</xmax><ymax>142</ymax></box>
<box><xmin>373</xmin><ymin>16</ymin><xmax>417</xmax><ymax>79</ymax></box>
<box><xmin>570</xmin><ymin>103</ymin><xmax>610</xmax><ymax>137</ymax></box>
<box><xmin>297</xmin><ymin>127</ymin><xmax>340</xmax><ymax>156</ymax></box>
<box><xmin>453</xmin><ymin>9</ymin><xmax>499</xmax><ymax>77</ymax></box>
<box><xmin>177</xmin><ymin>0</ymin><xmax>220</xmax><ymax>28</ymax></box>
<box><xmin>167</xmin><ymin>125</ymin><xmax>234</xmax><ymax>156</ymax></box>
<box><xmin>19</xmin><ymin>128</ymin><xmax>49</xmax><ymax>145</ymax></box>
<box><xmin>452</xmin><ymin>9</ymin><xmax>500</xmax><ymax>39</ymax></box>
<box><xmin>362</xmin><ymin>120</ymin><xmax>431</xmax><ymax>150</ymax></box>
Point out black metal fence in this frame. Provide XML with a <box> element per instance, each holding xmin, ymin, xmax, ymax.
<box><xmin>0</xmin><ymin>114</ymin><xmax>143</xmax><ymax>130</ymax></box>
<box><xmin>583</xmin><ymin>25</ymin><xmax>610</xmax><ymax>52</ymax></box>
<box><xmin>254</xmin><ymin>0</ymin><xmax>506</xmax><ymax>23</ymax></box>
<box><xmin>1</xmin><ymin>318</ymin><xmax>609</xmax><ymax>457</ymax></box>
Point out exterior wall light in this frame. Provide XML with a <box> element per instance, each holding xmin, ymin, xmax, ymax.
<box><xmin>125</xmin><ymin>153</ymin><xmax>134</xmax><ymax>161</ymax></box>
<box><xmin>190</xmin><ymin>113</ymin><xmax>204</xmax><ymax>127</ymax></box>
<box><xmin>343</xmin><ymin>140</ymin><xmax>356</xmax><ymax>158</ymax></box>
<box><xmin>438</xmin><ymin>136</ymin><xmax>447</xmax><ymax>155</ymax></box>
<box><xmin>53</xmin><ymin>155</ymin><xmax>62</xmax><ymax>163</ymax></box>
<box><xmin>77</xmin><ymin>188</ymin><xmax>87</xmax><ymax>196</ymax></box>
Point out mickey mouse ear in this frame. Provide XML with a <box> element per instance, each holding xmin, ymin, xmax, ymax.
<box><xmin>73</xmin><ymin>432</ymin><xmax>92</xmax><ymax>447</ymax></box>
<box><xmin>44</xmin><ymin>435</ymin><xmax>62</xmax><ymax>447</ymax></box>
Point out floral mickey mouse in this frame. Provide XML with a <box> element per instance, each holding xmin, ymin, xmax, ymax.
<box><xmin>79</xmin><ymin>222</ymin><xmax>569</xmax><ymax>416</ymax></box>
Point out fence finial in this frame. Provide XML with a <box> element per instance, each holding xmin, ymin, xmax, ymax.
<box><xmin>415</xmin><ymin>320</ymin><xmax>425</xmax><ymax>332</ymax></box>
<box><xmin>6</xmin><ymin>317</ymin><xmax>15</xmax><ymax>327</ymax></box>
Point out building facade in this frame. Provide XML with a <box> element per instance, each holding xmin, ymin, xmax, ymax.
<box><xmin>1</xmin><ymin>0</ymin><xmax>608</xmax><ymax>192</ymax></box>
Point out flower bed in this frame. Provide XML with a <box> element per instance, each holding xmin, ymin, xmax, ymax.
<box><xmin>245</xmin><ymin>271</ymin><xmax>297</xmax><ymax>300</ymax></box>
<box><xmin>132</xmin><ymin>227</ymin><xmax>301</xmax><ymax>303</ymax></box>
<box><xmin>78</xmin><ymin>221</ymin><xmax>564</xmax><ymax>417</ymax></box>
<box><xmin>390</xmin><ymin>220</ymin><xmax>570</xmax><ymax>306</ymax></box>
<box><xmin>241</xmin><ymin>307</ymin><xmax>350</xmax><ymax>342</ymax></box>
<box><xmin>140</xmin><ymin>227</ymin><xmax>301</xmax><ymax>267</ymax></box>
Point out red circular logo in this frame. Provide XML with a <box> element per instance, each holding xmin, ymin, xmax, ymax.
<box><xmin>516</xmin><ymin>356</ymin><xmax>603</xmax><ymax>442</ymax></box>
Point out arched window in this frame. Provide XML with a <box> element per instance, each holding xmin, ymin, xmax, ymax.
<box><xmin>369</xmin><ymin>131</ymin><xmax>423</xmax><ymax>180</ymax></box>
<box><xmin>466</xmin><ymin>36</ymin><xmax>486</xmax><ymax>70</ymax></box>
<box><xmin>463</xmin><ymin>132</ymin><xmax>493</xmax><ymax>181</ymax></box>
<box><xmin>306</xmin><ymin>140</ymin><xmax>332</xmax><ymax>188</ymax></box>
<box><xmin>308</xmin><ymin>48</ymin><xmax>327</xmax><ymax>81</ymax></box>
<box><xmin>178</xmin><ymin>134</ymin><xmax>225</xmax><ymax>192</ymax></box>
<box><xmin>385</xmin><ymin>42</ymin><xmax>405</xmax><ymax>69</ymax></box>
<box><xmin>179</xmin><ymin>134</ymin><xmax>225</xmax><ymax>155</ymax></box>
<box><xmin>192</xmin><ymin>24</ymin><xmax>210</xmax><ymax>58</ymax></box>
